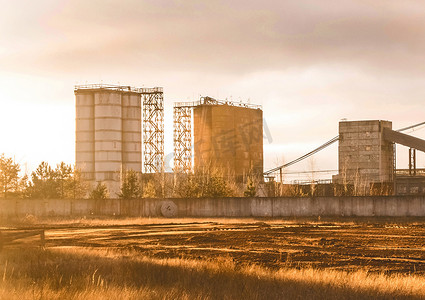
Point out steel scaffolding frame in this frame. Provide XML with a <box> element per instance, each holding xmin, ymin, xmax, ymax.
<box><xmin>142</xmin><ymin>88</ymin><xmax>164</xmax><ymax>173</ymax></box>
<box><xmin>173</xmin><ymin>105</ymin><xmax>193</xmax><ymax>173</ymax></box>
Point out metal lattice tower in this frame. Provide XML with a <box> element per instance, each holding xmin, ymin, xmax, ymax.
<box><xmin>142</xmin><ymin>87</ymin><xmax>164</xmax><ymax>173</ymax></box>
<box><xmin>173</xmin><ymin>104</ymin><xmax>193</xmax><ymax>173</ymax></box>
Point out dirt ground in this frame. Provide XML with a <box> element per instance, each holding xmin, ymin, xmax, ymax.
<box><xmin>3</xmin><ymin>218</ymin><xmax>425</xmax><ymax>275</ymax></box>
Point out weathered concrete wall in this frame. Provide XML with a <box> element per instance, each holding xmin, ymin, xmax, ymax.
<box><xmin>2</xmin><ymin>196</ymin><xmax>425</xmax><ymax>219</ymax></box>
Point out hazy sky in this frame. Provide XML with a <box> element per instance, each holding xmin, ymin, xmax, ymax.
<box><xmin>1</xmin><ymin>0</ymin><xmax>425</xmax><ymax>179</ymax></box>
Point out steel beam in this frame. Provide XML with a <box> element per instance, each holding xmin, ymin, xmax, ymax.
<box><xmin>383</xmin><ymin>127</ymin><xmax>425</xmax><ymax>153</ymax></box>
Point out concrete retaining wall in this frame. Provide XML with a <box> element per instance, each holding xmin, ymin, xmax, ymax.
<box><xmin>2</xmin><ymin>196</ymin><xmax>425</xmax><ymax>219</ymax></box>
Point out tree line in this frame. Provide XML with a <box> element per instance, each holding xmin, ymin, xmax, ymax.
<box><xmin>0</xmin><ymin>154</ymin><xmax>87</xmax><ymax>199</ymax></box>
<box><xmin>0</xmin><ymin>153</ymin><xmax>258</xmax><ymax>199</ymax></box>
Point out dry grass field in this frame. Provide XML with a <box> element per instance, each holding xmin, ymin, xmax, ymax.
<box><xmin>1</xmin><ymin>217</ymin><xmax>425</xmax><ymax>299</ymax></box>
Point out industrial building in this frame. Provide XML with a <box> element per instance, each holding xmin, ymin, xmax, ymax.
<box><xmin>173</xmin><ymin>97</ymin><xmax>263</xmax><ymax>181</ymax></box>
<box><xmin>75</xmin><ymin>84</ymin><xmax>164</xmax><ymax>197</ymax></box>
<box><xmin>265</xmin><ymin>119</ymin><xmax>425</xmax><ymax>197</ymax></box>
<box><xmin>333</xmin><ymin>120</ymin><xmax>425</xmax><ymax>194</ymax></box>
<box><xmin>333</xmin><ymin>120</ymin><xmax>394</xmax><ymax>187</ymax></box>
<box><xmin>74</xmin><ymin>82</ymin><xmax>425</xmax><ymax>199</ymax></box>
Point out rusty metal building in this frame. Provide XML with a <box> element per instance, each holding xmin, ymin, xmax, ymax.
<box><xmin>174</xmin><ymin>97</ymin><xmax>263</xmax><ymax>181</ymax></box>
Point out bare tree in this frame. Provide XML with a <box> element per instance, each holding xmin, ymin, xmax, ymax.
<box><xmin>67</xmin><ymin>167</ymin><xmax>88</xmax><ymax>199</ymax></box>
<box><xmin>55</xmin><ymin>162</ymin><xmax>73</xmax><ymax>199</ymax></box>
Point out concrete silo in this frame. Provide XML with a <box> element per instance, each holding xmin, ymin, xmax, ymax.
<box><xmin>75</xmin><ymin>84</ymin><xmax>163</xmax><ymax>198</ymax></box>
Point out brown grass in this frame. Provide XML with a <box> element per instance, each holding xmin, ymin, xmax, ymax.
<box><xmin>0</xmin><ymin>247</ymin><xmax>424</xmax><ymax>299</ymax></box>
<box><xmin>5</xmin><ymin>215</ymin><xmax>425</xmax><ymax>228</ymax></box>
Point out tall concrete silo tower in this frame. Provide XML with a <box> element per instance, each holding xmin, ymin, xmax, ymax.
<box><xmin>75</xmin><ymin>84</ymin><xmax>164</xmax><ymax>197</ymax></box>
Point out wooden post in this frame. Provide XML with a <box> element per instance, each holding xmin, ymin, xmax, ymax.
<box><xmin>0</xmin><ymin>231</ymin><xmax>3</xmax><ymax>252</ymax></box>
<box><xmin>40</xmin><ymin>230</ymin><xmax>45</xmax><ymax>249</ymax></box>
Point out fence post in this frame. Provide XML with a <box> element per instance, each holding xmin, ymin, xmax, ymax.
<box><xmin>40</xmin><ymin>230</ymin><xmax>45</xmax><ymax>249</ymax></box>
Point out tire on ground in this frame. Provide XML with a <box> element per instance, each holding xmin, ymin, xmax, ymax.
<box><xmin>160</xmin><ymin>201</ymin><xmax>178</xmax><ymax>218</ymax></box>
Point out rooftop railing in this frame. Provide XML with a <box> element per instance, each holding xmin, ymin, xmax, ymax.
<box><xmin>74</xmin><ymin>84</ymin><xmax>163</xmax><ymax>94</ymax></box>
<box><xmin>174</xmin><ymin>96</ymin><xmax>261</xmax><ymax>109</ymax></box>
